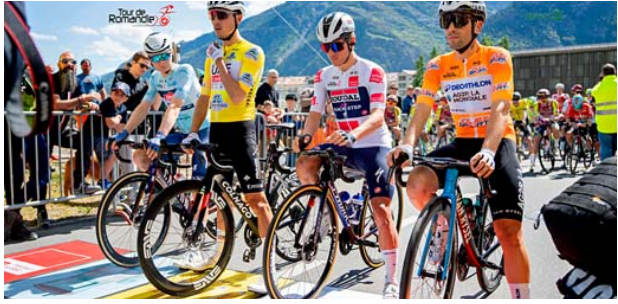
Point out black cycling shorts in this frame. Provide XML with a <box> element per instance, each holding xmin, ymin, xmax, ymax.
<box><xmin>426</xmin><ymin>138</ymin><xmax>524</xmax><ymax>222</ymax></box>
<box><xmin>210</xmin><ymin>121</ymin><xmax>263</xmax><ymax>193</ymax></box>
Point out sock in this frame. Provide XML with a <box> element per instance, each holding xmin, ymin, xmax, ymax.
<box><xmin>529</xmin><ymin>154</ymin><xmax>536</xmax><ymax>167</ymax></box>
<box><xmin>509</xmin><ymin>283</ymin><xmax>530</xmax><ymax>299</ymax></box>
<box><xmin>382</xmin><ymin>249</ymin><xmax>398</xmax><ymax>285</ymax></box>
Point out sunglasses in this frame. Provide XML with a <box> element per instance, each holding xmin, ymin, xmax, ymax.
<box><xmin>150</xmin><ymin>53</ymin><xmax>171</xmax><ymax>63</ymax></box>
<box><xmin>320</xmin><ymin>41</ymin><xmax>346</xmax><ymax>53</ymax></box>
<box><xmin>440</xmin><ymin>13</ymin><xmax>472</xmax><ymax>29</ymax></box>
<box><xmin>573</xmin><ymin>91</ymin><xmax>582</xmax><ymax>94</ymax></box>
<box><xmin>537</xmin><ymin>95</ymin><xmax>547</xmax><ymax>99</ymax></box>
<box><xmin>209</xmin><ymin>10</ymin><xmax>231</xmax><ymax>21</ymax></box>
<box><xmin>61</xmin><ymin>58</ymin><xmax>77</xmax><ymax>65</ymax></box>
<box><xmin>138</xmin><ymin>63</ymin><xmax>150</xmax><ymax>70</ymax></box>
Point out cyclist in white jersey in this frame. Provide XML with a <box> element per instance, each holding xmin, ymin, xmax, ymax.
<box><xmin>110</xmin><ymin>32</ymin><xmax>210</xmax><ymax>179</ymax></box>
<box><xmin>292</xmin><ymin>12</ymin><xmax>400</xmax><ymax>299</ymax></box>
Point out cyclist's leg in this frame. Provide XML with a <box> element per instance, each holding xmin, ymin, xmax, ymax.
<box><xmin>226</xmin><ymin>122</ymin><xmax>272</xmax><ymax>238</ymax></box>
<box><xmin>565</xmin><ymin>125</ymin><xmax>575</xmax><ymax>147</ymax></box>
<box><xmin>352</xmin><ymin>147</ymin><xmax>399</xmax><ymax>295</ymax></box>
<box><xmin>488</xmin><ymin>139</ymin><xmax>530</xmax><ymax>299</ymax></box>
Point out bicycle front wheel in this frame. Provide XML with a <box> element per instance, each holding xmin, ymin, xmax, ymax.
<box><xmin>568</xmin><ymin>136</ymin><xmax>581</xmax><ymax>174</ymax></box>
<box><xmin>264</xmin><ymin>185</ymin><xmax>338</xmax><ymax>299</ymax></box>
<box><xmin>96</xmin><ymin>172</ymin><xmax>166</xmax><ymax>268</ymax></box>
<box><xmin>137</xmin><ymin>180</ymin><xmax>235</xmax><ymax>297</ymax></box>
<box><xmin>358</xmin><ymin>183</ymin><xmax>404</xmax><ymax>268</ymax></box>
<box><xmin>400</xmin><ymin>197</ymin><xmax>457</xmax><ymax>299</ymax></box>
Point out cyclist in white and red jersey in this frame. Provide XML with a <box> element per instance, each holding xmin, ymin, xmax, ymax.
<box><xmin>292</xmin><ymin>12</ymin><xmax>400</xmax><ymax>299</ymax></box>
<box><xmin>553</xmin><ymin>83</ymin><xmax>570</xmax><ymax>113</ymax></box>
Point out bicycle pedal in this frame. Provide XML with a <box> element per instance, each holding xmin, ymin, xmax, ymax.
<box><xmin>242</xmin><ymin>248</ymin><xmax>257</xmax><ymax>263</ymax></box>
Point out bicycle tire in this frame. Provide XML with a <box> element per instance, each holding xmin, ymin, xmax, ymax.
<box><xmin>264</xmin><ymin>185</ymin><xmax>338</xmax><ymax>299</ymax></box>
<box><xmin>538</xmin><ymin>136</ymin><xmax>555</xmax><ymax>174</ymax></box>
<box><xmin>474</xmin><ymin>204</ymin><xmax>504</xmax><ymax>293</ymax></box>
<box><xmin>268</xmin><ymin>173</ymin><xmax>304</xmax><ymax>263</ymax></box>
<box><xmin>400</xmin><ymin>196</ymin><xmax>457</xmax><ymax>299</ymax></box>
<box><xmin>96</xmin><ymin>172</ymin><xmax>167</xmax><ymax>268</ymax></box>
<box><xmin>568</xmin><ymin>136</ymin><xmax>581</xmax><ymax>174</ymax></box>
<box><xmin>358</xmin><ymin>184</ymin><xmax>404</xmax><ymax>268</ymax></box>
<box><xmin>137</xmin><ymin>180</ymin><xmax>235</xmax><ymax>297</ymax></box>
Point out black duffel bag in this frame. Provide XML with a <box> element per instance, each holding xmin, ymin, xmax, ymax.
<box><xmin>541</xmin><ymin>156</ymin><xmax>616</xmax><ymax>284</ymax></box>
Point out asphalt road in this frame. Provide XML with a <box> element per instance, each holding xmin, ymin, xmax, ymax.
<box><xmin>5</xmin><ymin>157</ymin><xmax>585</xmax><ymax>299</ymax></box>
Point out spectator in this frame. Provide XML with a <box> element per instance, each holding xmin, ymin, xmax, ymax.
<box><xmin>112</xmin><ymin>51</ymin><xmax>151</xmax><ymax>175</ymax></box>
<box><xmin>282</xmin><ymin>94</ymin><xmax>300</xmax><ymax>121</ymax></box>
<box><xmin>77</xmin><ymin>58</ymin><xmax>107</xmax><ymax>101</ymax></box>
<box><xmin>88</xmin><ymin>82</ymin><xmax>131</xmax><ymax>189</ymax></box>
<box><xmin>388</xmin><ymin>83</ymin><xmax>402</xmax><ymax>108</ymax></box>
<box><xmin>255</xmin><ymin>69</ymin><xmax>280</xmax><ymax>110</ymax></box>
<box><xmin>591</xmin><ymin>64</ymin><xmax>617</xmax><ymax>160</ymax></box>
<box><xmin>299</xmin><ymin>87</ymin><xmax>314</xmax><ymax>113</ymax></box>
<box><xmin>402</xmin><ymin>85</ymin><xmax>416</xmax><ymax>116</ymax></box>
<box><xmin>49</xmin><ymin>51</ymin><xmax>101</xmax><ymax>194</ymax></box>
<box><xmin>385</xmin><ymin>95</ymin><xmax>402</xmax><ymax>143</ymax></box>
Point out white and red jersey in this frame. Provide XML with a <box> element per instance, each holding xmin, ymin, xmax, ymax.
<box><xmin>552</xmin><ymin>93</ymin><xmax>570</xmax><ymax>113</ymax></box>
<box><xmin>311</xmin><ymin>57</ymin><xmax>392</xmax><ymax>148</ymax></box>
<box><xmin>565</xmin><ymin>103</ymin><xmax>594</xmax><ymax>122</ymax></box>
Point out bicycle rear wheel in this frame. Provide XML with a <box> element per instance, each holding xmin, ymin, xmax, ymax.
<box><xmin>137</xmin><ymin>180</ymin><xmax>235</xmax><ymax>297</ymax></box>
<box><xmin>400</xmin><ymin>197</ymin><xmax>457</xmax><ymax>299</ymax></box>
<box><xmin>96</xmin><ymin>172</ymin><xmax>166</xmax><ymax>268</ymax></box>
<box><xmin>538</xmin><ymin>137</ymin><xmax>555</xmax><ymax>174</ymax></box>
<box><xmin>358</xmin><ymin>184</ymin><xmax>404</xmax><ymax>268</ymax></box>
<box><xmin>264</xmin><ymin>185</ymin><xmax>338</xmax><ymax>299</ymax></box>
<box><xmin>475</xmin><ymin>205</ymin><xmax>504</xmax><ymax>293</ymax></box>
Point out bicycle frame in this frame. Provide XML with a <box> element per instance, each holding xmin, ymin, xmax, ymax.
<box><xmin>416</xmin><ymin>168</ymin><xmax>501</xmax><ymax>281</ymax></box>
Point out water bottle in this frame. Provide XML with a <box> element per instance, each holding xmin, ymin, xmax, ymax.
<box><xmin>349</xmin><ymin>193</ymin><xmax>364</xmax><ymax>225</ymax></box>
<box><xmin>339</xmin><ymin>191</ymin><xmax>355</xmax><ymax>223</ymax></box>
<box><xmin>461</xmin><ymin>194</ymin><xmax>476</xmax><ymax>232</ymax></box>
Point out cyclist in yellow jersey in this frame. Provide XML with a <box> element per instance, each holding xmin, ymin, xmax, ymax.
<box><xmin>183</xmin><ymin>3</ymin><xmax>273</xmax><ymax>293</ymax></box>
<box><xmin>388</xmin><ymin>1</ymin><xmax>530</xmax><ymax>299</ymax></box>
<box><xmin>510</xmin><ymin>92</ymin><xmax>531</xmax><ymax>154</ymax></box>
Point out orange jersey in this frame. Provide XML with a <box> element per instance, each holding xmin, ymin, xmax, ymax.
<box><xmin>417</xmin><ymin>45</ymin><xmax>516</xmax><ymax>141</ymax></box>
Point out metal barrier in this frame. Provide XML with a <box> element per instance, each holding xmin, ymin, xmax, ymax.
<box><xmin>4</xmin><ymin>109</ymin><xmax>341</xmax><ymax>211</ymax></box>
<box><xmin>3</xmin><ymin>110</ymin><xmax>174</xmax><ymax>211</ymax></box>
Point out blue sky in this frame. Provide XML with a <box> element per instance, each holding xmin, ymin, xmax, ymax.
<box><xmin>26</xmin><ymin>1</ymin><xmax>284</xmax><ymax>75</ymax></box>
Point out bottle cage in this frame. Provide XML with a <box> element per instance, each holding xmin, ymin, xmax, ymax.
<box><xmin>4</xmin><ymin>1</ymin><xmax>54</xmax><ymax>137</ymax></box>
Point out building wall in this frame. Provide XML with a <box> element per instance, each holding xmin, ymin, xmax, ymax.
<box><xmin>512</xmin><ymin>44</ymin><xmax>617</xmax><ymax>97</ymax></box>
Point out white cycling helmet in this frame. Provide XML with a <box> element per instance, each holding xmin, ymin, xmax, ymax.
<box><xmin>316</xmin><ymin>12</ymin><xmax>355</xmax><ymax>44</ymax></box>
<box><xmin>207</xmin><ymin>1</ymin><xmax>246</xmax><ymax>15</ymax></box>
<box><xmin>143</xmin><ymin>32</ymin><xmax>173</xmax><ymax>56</ymax></box>
<box><xmin>438</xmin><ymin>1</ymin><xmax>486</xmax><ymax>20</ymax></box>
<box><xmin>300</xmin><ymin>87</ymin><xmax>314</xmax><ymax>100</ymax></box>
<box><xmin>555</xmin><ymin>83</ymin><xmax>565</xmax><ymax>90</ymax></box>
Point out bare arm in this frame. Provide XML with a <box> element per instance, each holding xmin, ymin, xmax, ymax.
<box><xmin>350</xmin><ymin>108</ymin><xmax>385</xmax><ymax>140</ymax></box>
<box><xmin>191</xmin><ymin>95</ymin><xmax>210</xmax><ymax>133</ymax></box>
<box><xmin>301</xmin><ymin>112</ymin><xmax>323</xmax><ymax>136</ymax></box>
<box><xmin>402</xmin><ymin>103</ymin><xmax>433</xmax><ymax>148</ymax></box>
<box><xmin>215</xmin><ymin>59</ymin><xmax>246</xmax><ymax>105</ymax></box>
<box><xmin>482</xmin><ymin>99</ymin><xmax>511</xmax><ymax>152</ymax></box>
<box><xmin>157</xmin><ymin>97</ymin><xmax>183</xmax><ymax>135</ymax></box>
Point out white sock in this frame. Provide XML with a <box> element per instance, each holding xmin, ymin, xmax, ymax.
<box><xmin>509</xmin><ymin>283</ymin><xmax>530</xmax><ymax>299</ymax></box>
<box><xmin>382</xmin><ymin>249</ymin><xmax>398</xmax><ymax>285</ymax></box>
<box><xmin>529</xmin><ymin>154</ymin><xmax>536</xmax><ymax>167</ymax></box>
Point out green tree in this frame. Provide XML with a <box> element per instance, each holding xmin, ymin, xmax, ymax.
<box><xmin>430</xmin><ymin>46</ymin><xmax>440</xmax><ymax>60</ymax></box>
<box><xmin>413</xmin><ymin>55</ymin><xmax>425</xmax><ymax>88</ymax></box>
<box><xmin>498</xmin><ymin>36</ymin><xmax>510</xmax><ymax>50</ymax></box>
<box><xmin>481</xmin><ymin>34</ymin><xmax>494</xmax><ymax>46</ymax></box>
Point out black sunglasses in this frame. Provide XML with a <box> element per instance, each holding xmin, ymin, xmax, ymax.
<box><xmin>138</xmin><ymin>63</ymin><xmax>150</xmax><ymax>69</ymax></box>
<box><xmin>209</xmin><ymin>10</ymin><xmax>231</xmax><ymax>21</ymax></box>
<box><xmin>61</xmin><ymin>58</ymin><xmax>77</xmax><ymax>65</ymax></box>
<box><xmin>321</xmin><ymin>41</ymin><xmax>346</xmax><ymax>53</ymax></box>
<box><xmin>440</xmin><ymin>13</ymin><xmax>472</xmax><ymax>29</ymax></box>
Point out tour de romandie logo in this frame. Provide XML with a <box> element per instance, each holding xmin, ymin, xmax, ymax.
<box><xmin>109</xmin><ymin>5</ymin><xmax>175</xmax><ymax>26</ymax></box>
